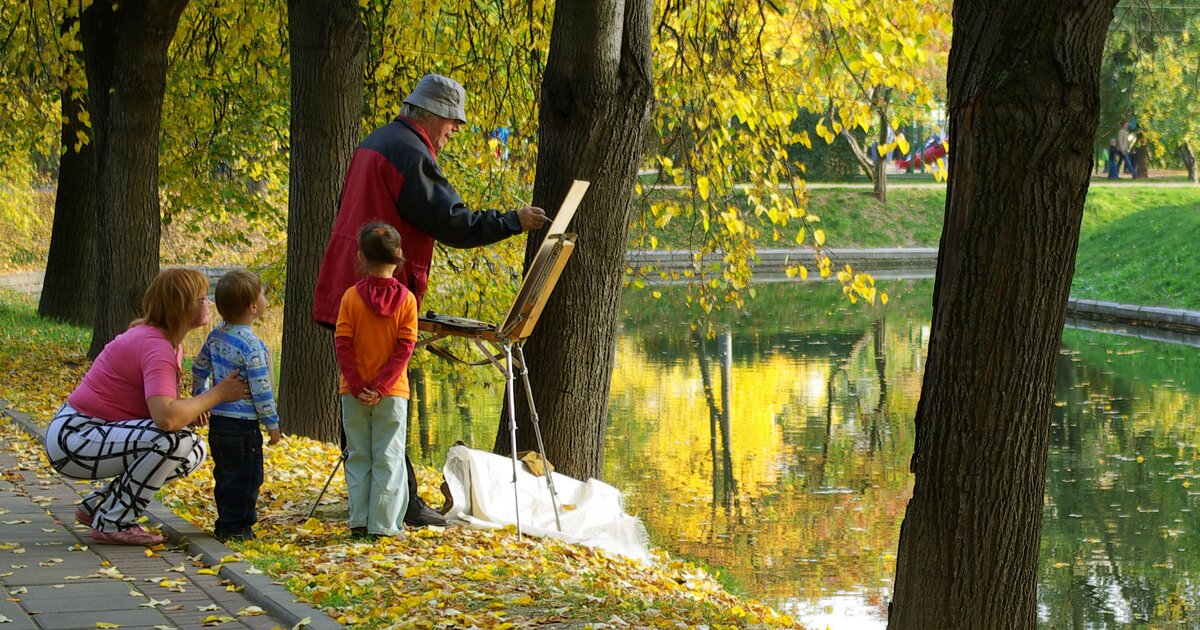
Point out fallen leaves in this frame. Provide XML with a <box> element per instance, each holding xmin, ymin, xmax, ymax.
<box><xmin>0</xmin><ymin>291</ymin><xmax>801</xmax><ymax>629</ymax></box>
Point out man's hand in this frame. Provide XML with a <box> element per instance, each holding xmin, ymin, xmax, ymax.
<box><xmin>517</xmin><ymin>206</ymin><xmax>549</xmax><ymax>231</ymax></box>
<box><xmin>267</xmin><ymin>428</ymin><xmax>283</xmax><ymax>446</ymax></box>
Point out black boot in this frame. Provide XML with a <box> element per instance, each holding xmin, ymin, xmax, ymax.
<box><xmin>404</xmin><ymin>495</ymin><xmax>447</xmax><ymax>528</ymax></box>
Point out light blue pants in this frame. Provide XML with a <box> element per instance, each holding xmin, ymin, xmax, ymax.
<box><xmin>340</xmin><ymin>395</ymin><xmax>409</xmax><ymax>536</ymax></box>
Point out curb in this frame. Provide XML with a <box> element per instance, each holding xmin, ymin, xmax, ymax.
<box><xmin>0</xmin><ymin>401</ymin><xmax>344</xmax><ymax>630</ymax></box>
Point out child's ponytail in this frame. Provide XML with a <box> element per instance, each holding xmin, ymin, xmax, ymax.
<box><xmin>357</xmin><ymin>222</ymin><xmax>405</xmax><ymax>266</ymax></box>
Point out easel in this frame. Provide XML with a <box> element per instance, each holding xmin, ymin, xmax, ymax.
<box><xmin>416</xmin><ymin>180</ymin><xmax>589</xmax><ymax>538</ymax></box>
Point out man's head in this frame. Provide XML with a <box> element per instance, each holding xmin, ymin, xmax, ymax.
<box><xmin>402</xmin><ymin>74</ymin><xmax>466</xmax><ymax>153</ymax></box>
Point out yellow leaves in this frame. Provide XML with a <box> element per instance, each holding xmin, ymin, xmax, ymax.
<box><xmin>695</xmin><ymin>176</ymin><xmax>710</xmax><ymax>201</ymax></box>
<box><xmin>95</xmin><ymin>623</ymin><xmax>121</xmax><ymax>629</ymax></box>
<box><xmin>813</xmin><ymin>229</ymin><xmax>826</xmax><ymax>247</ymax></box>
<box><xmin>814</xmin><ymin>118</ymin><xmax>838</xmax><ymax>145</ymax></box>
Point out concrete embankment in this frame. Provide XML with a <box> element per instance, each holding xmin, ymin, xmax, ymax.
<box><xmin>629</xmin><ymin>248</ymin><xmax>1200</xmax><ymax>336</ymax></box>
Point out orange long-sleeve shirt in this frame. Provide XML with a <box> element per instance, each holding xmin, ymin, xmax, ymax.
<box><xmin>334</xmin><ymin>285</ymin><xmax>419</xmax><ymax>398</ymax></box>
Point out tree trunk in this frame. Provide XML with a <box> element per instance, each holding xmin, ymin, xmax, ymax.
<box><xmin>280</xmin><ymin>0</ymin><xmax>365</xmax><ymax>443</ymax></box>
<box><xmin>81</xmin><ymin>0</ymin><xmax>189</xmax><ymax>357</ymax></box>
<box><xmin>1133</xmin><ymin>146</ymin><xmax>1149</xmax><ymax>179</ymax></box>
<box><xmin>874</xmin><ymin>110</ymin><xmax>889</xmax><ymax>203</ymax></box>
<box><xmin>40</xmin><ymin>15</ymin><xmax>97</xmax><ymax>327</ymax></box>
<box><xmin>1178</xmin><ymin>143</ymin><xmax>1196</xmax><ymax>183</ymax></box>
<box><xmin>493</xmin><ymin>0</ymin><xmax>654</xmax><ymax>481</ymax></box>
<box><xmin>887</xmin><ymin>1</ymin><xmax>1117</xmax><ymax>628</ymax></box>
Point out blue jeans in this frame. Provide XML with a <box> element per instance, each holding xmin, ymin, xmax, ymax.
<box><xmin>208</xmin><ymin>416</ymin><xmax>264</xmax><ymax>539</ymax></box>
<box><xmin>1120</xmin><ymin>151</ymin><xmax>1137</xmax><ymax>177</ymax></box>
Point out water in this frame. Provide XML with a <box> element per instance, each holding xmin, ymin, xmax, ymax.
<box><xmin>207</xmin><ymin>278</ymin><xmax>1200</xmax><ymax>628</ymax></box>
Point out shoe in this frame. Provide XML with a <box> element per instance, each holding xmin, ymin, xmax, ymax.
<box><xmin>404</xmin><ymin>503</ymin><xmax>447</xmax><ymax>528</ymax></box>
<box><xmin>74</xmin><ymin>506</ymin><xmax>93</xmax><ymax>528</ymax></box>
<box><xmin>350</xmin><ymin>527</ymin><xmax>368</xmax><ymax>539</ymax></box>
<box><xmin>91</xmin><ymin>525</ymin><xmax>165</xmax><ymax>546</ymax></box>
<box><xmin>214</xmin><ymin>530</ymin><xmax>255</xmax><ymax>543</ymax></box>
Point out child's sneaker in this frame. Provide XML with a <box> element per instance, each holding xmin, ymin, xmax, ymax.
<box><xmin>74</xmin><ymin>506</ymin><xmax>93</xmax><ymax>527</ymax></box>
<box><xmin>91</xmin><ymin>525</ymin><xmax>165</xmax><ymax>546</ymax></box>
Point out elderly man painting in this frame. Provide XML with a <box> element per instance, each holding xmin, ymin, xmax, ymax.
<box><xmin>314</xmin><ymin>74</ymin><xmax>548</xmax><ymax>528</ymax></box>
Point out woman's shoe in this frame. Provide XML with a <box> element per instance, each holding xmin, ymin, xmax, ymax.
<box><xmin>74</xmin><ymin>506</ymin><xmax>93</xmax><ymax>527</ymax></box>
<box><xmin>91</xmin><ymin>525</ymin><xmax>165</xmax><ymax>546</ymax></box>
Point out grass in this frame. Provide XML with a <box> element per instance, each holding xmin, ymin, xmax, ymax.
<box><xmin>1071</xmin><ymin>187</ymin><xmax>1200</xmax><ymax>310</ymax></box>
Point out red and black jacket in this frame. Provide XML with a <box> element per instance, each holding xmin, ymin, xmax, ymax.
<box><xmin>313</xmin><ymin>117</ymin><xmax>523</xmax><ymax>327</ymax></box>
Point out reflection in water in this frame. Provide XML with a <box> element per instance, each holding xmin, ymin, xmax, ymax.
<box><xmin>194</xmin><ymin>281</ymin><xmax>1200</xmax><ymax>628</ymax></box>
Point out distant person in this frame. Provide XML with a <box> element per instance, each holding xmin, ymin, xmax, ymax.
<box><xmin>1117</xmin><ymin>120</ymin><xmax>1136</xmax><ymax>178</ymax></box>
<box><xmin>1107</xmin><ymin>138</ymin><xmax>1120</xmax><ymax>179</ymax></box>
<box><xmin>192</xmin><ymin>269</ymin><xmax>283</xmax><ymax>543</ymax></box>
<box><xmin>313</xmin><ymin>73</ymin><xmax>549</xmax><ymax>528</ymax></box>
<box><xmin>45</xmin><ymin>269</ymin><xmax>248</xmax><ymax>546</ymax></box>
<box><xmin>334</xmin><ymin>223</ymin><xmax>419</xmax><ymax>539</ymax></box>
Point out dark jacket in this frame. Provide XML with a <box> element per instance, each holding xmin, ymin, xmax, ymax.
<box><xmin>313</xmin><ymin>117</ymin><xmax>523</xmax><ymax>326</ymax></box>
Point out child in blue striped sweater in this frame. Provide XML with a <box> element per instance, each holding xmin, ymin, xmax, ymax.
<box><xmin>192</xmin><ymin>269</ymin><xmax>283</xmax><ymax>542</ymax></box>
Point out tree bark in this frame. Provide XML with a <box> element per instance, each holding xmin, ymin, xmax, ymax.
<box><xmin>1178</xmin><ymin>143</ymin><xmax>1196</xmax><ymax>183</ymax></box>
<box><xmin>493</xmin><ymin>0</ymin><xmax>654</xmax><ymax>481</ymax></box>
<box><xmin>874</xmin><ymin>109</ymin><xmax>889</xmax><ymax>203</ymax></box>
<box><xmin>81</xmin><ymin>0</ymin><xmax>190</xmax><ymax>357</ymax></box>
<box><xmin>892</xmin><ymin>2</ymin><xmax>1113</xmax><ymax>624</ymax></box>
<box><xmin>40</xmin><ymin>14</ymin><xmax>97</xmax><ymax>327</ymax></box>
<box><xmin>280</xmin><ymin>0</ymin><xmax>365</xmax><ymax>443</ymax></box>
<box><xmin>887</xmin><ymin>2</ymin><xmax>1117</xmax><ymax>628</ymax></box>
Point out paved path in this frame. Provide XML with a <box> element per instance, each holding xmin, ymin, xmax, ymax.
<box><xmin>0</xmin><ymin>406</ymin><xmax>341</xmax><ymax>630</ymax></box>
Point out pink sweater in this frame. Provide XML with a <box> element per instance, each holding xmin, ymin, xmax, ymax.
<box><xmin>67</xmin><ymin>324</ymin><xmax>182</xmax><ymax>421</ymax></box>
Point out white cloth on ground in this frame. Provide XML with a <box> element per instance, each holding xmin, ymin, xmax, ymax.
<box><xmin>441</xmin><ymin>445</ymin><xmax>651</xmax><ymax>561</ymax></box>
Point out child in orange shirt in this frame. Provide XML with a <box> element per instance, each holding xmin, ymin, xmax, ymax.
<box><xmin>334</xmin><ymin>223</ymin><xmax>419</xmax><ymax>538</ymax></box>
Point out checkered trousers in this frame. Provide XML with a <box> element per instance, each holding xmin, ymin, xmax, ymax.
<box><xmin>45</xmin><ymin>405</ymin><xmax>207</xmax><ymax>532</ymax></box>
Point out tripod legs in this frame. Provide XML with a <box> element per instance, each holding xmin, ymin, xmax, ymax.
<box><xmin>502</xmin><ymin>342</ymin><xmax>523</xmax><ymax>539</ymax></box>
<box><xmin>514</xmin><ymin>344</ymin><xmax>563</xmax><ymax>532</ymax></box>
<box><xmin>307</xmin><ymin>449</ymin><xmax>348</xmax><ymax>519</ymax></box>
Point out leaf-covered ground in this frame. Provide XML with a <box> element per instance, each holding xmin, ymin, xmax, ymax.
<box><xmin>0</xmin><ymin>290</ymin><xmax>803</xmax><ymax>629</ymax></box>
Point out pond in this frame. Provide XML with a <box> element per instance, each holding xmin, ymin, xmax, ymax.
<box><xmin>201</xmin><ymin>278</ymin><xmax>1200</xmax><ymax>628</ymax></box>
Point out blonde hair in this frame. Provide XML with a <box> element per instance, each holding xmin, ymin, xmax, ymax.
<box><xmin>133</xmin><ymin>268</ymin><xmax>209</xmax><ymax>344</ymax></box>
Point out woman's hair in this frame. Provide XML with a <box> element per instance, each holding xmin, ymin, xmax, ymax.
<box><xmin>134</xmin><ymin>268</ymin><xmax>208</xmax><ymax>343</ymax></box>
<box><xmin>358</xmin><ymin>222</ymin><xmax>405</xmax><ymax>266</ymax></box>
<box><xmin>215</xmin><ymin>269</ymin><xmax>263</xmax><ymax>321</ymax></box>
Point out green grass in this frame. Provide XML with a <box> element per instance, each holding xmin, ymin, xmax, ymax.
<box><xmin>636</xmin><ymin>186</ymin><xmax>946</xmax><ymax>251</ymax></box>
<box><xmin>1072</xmin><ymin>187</ymin><xmax>1200</xmax><ymax>310</ymax></box>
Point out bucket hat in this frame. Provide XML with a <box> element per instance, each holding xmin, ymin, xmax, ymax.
<box><xmin>404</xmin><ymin>74</ymin><xmax>467</xmax><ymax>123</ymax></box>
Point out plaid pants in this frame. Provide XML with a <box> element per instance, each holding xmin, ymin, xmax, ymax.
<box><xmin>45</xmin><ymin>405</ymin><xmax>207</xmax><ymax>532</ymax></box>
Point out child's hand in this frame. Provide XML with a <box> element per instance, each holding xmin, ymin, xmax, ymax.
<box><xmin>190</xmin><ymin>411</ymin><xmax>210</xmax><ymax>427</ymax></box>
<box><xmin>267</xmin><ymin>428</ymin><xmax>283</xmax><ymax>445</ymax></box>
<box><xmin>357</xmin><ymin>388</ymin><xmax>381</xmax><ymax>406</ymax></box>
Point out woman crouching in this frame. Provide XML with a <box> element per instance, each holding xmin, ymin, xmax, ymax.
<box><xmin>45</xmin><ymin>269</ymin><xmax>248</xmax><ymax>545</ymax></box>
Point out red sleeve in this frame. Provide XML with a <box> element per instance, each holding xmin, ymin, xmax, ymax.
<box><xmin>335</xmin><ymin>336</ymin><xmax>368</xmax><ymax>396</ymax></box>
<box><xmin>334</xmin><ymin>291</ymin><xmax>368</xmax><ymax>396</ymax></box>
<box><xmin>370</xmin><ymin>292</ymin><xmax>418</xmax><ymax>393</ymax></box>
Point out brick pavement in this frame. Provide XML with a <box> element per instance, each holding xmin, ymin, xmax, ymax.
<box><xmin>0</xmin><ymin>405</ymin><xmax>342</xmax><ymax>630</ymax></box>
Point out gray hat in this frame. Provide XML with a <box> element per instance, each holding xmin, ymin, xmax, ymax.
<box><xmin>403</xmin><ymin>74</ymin><xmax>467</xmax><ymax>123</ymax></box>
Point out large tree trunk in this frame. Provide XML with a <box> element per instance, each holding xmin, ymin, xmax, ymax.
<box><xmin>887</xmin><ymin>2</ymin><xmax>1117</xmax><ymax>628</ymax></box>
<box><xmin>280</xmin><ymin>0</ymin><xmax>365</xmax><ymax>442</ymax></box>
<box><xmin>493</xmin><ymin>0</ymin><xmax>654</xmax><ymax>481</ymax></box>
<box><xmin>81</xmin><ymin>0</ymin><xmax>189</xmax><ymax>357</ymax></box>
<box><xmin>40</xmin><ymin>15</ymin><xmax>97</xmax><ymax>327</ymax></box>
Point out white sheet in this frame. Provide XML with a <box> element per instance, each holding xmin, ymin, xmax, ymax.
<box><xmin>442</xmin><ymin>445</ymin><xmax>651</xmax><ymax>561</ymax></box>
